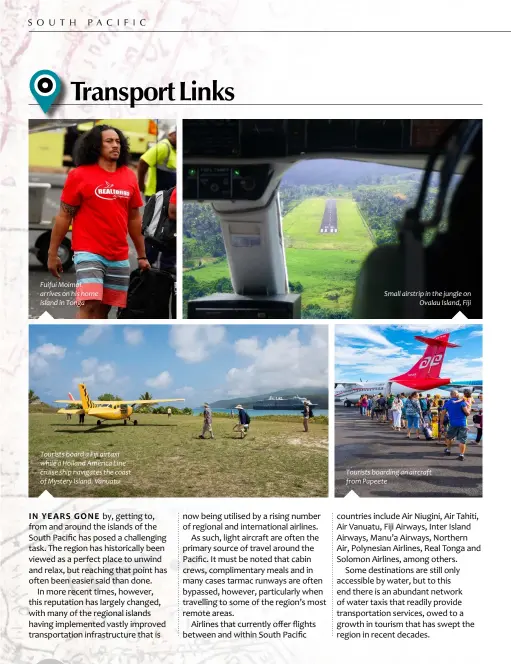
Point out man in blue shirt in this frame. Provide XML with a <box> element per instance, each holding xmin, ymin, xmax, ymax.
<box><xmin>440</xmin><ymin>389</ymin><xmax>471</xmax><ymax>461</ymax></box>
<box><xmin>236</xmin><ymin>404</ymin><xmax>249</xmax><ymax>439</ymax></box>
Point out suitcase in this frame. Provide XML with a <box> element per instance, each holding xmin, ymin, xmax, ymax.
<box><xmin>117</xmin><ymin>268</ymin><xmax>175</xmax><ymax>319</ymax></box>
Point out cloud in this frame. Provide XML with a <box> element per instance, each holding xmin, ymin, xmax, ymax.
<box><xmin>334</xmin><ymin>326</ymin><xmax>423</xmax><ymax>380</ymax></box>
<box><xmin>124</xmin><ymin>328</ymin><xmax>144</xmax><ymax>345</ymax></box>
<box><xmin>96</xmin><ymin>363</ymin><xmax>116</xmax><ymax>382</ymax></box>
<box><xmin>146</xmin><ymin>371</ymin><xmax>172</xmax><ymax>389</ymax></box>
<box><xmin>443</xmin><ymin>357</ymin><xmax>483</xmax><ymax>378</ymax></box>
<box><xmin>224</xmin><ymin>328</ymin><xmax>328</xmax><ymax>396</ymax></box>
<box><xmin>392</xmin><ymin>324</ymin><xmax>470</xmax><ymax>334</ymax></box>
<box><xmin>81</xmin><ymin>357</ymin><xmax>98</xmax><ymax>374</ymax></box>
<box><xmin>235</xmin><ymin>337</ymin><xmax>259</xmax><ymax>358</ymax></box>
<box><xmin>72</xmin><ymin>375</ymin><xmax>95</xmax><ymax>387</ymax></box>
<box><xmin>176</xmin><ymin>386</ymin><xmax>195</xmax><ymax>396</ymax></box>
<box><xmin>336</xmin><ymin>325</ymin><xmax>398</xmax><ymax>350</ymax></box>
<box><xmin>170</xmin><ymin>325</ymin><xmax>226</xmax><ymax>363</ymax></box>
<box><xmin>29</xmin><ymin>343</ymin><xmax>66</xmax><ymax>377</ymax></box>
<box><xmin>77</xmin><ymin>326</ymin><xmax>107</xmax><ymax>345</ymax></box>
<box><xmin>469</xmin><ymin>329</ymin><xmax>483</xmax><ymax>337</ymax></box>
<box><xmin>335</xmin><ymin>345</ymin><xmax>422</xmax><ymax>379</ymax></box>
<box><xmin>72</xmin><ymin>358</ymin><xmax>116</xmax><ymax>387</ymax></box>
<box><xmin>36</xmin><ymin>343</ymin><xmax>66</xmax><ymax>359</ymax></box>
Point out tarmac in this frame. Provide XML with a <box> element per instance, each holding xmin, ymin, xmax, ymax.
<box><xmin>335</xmin><ymin>406</ymin><xmax>482</xmax><ymax>498</ymax></box>
<box><xmin>320</xmin><ymin>198</ymin><xmax>338</xmax><ymax>233</ymax></box>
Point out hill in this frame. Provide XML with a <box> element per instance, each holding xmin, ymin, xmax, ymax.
<box><xmin>281</xmin><ymin>159</ymin><xmax>417</xmax><ymax>186</ymax></box>
<box><xmin>29</xmin><ymin>402</ymin><xmax>57</xmax><ymax>413</ymax></box>
<box><xmin>203</xmin><ymin>387</ymin><xmax>329</xmax><ymax>410</ymax></box>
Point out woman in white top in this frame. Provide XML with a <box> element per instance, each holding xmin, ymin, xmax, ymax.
<box><xmin>390</xmin><ymin>396</ymin><xmax>403</xmax><ymax>430</ymax></box>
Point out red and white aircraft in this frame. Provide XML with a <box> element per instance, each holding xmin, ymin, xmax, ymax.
<box><xmin>335</xmin><ymin>333</ymin><xmax>460</xmax><ymax>406</ymax></box>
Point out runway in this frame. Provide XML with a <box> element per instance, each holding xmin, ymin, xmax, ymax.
<box><xmin>319</xmin><ymin>198</ymin><xmax>338</xmax><ymax>233</ymax></box>
<box><xmin>335</xmin><ymin>406</ymin><xmax>482</xmax><ymax>498</ymax></box>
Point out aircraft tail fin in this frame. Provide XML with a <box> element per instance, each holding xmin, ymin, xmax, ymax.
<box><xmin>78</xmin><ymin>383</ymin><xmax>94</xmax><ymax>413</ymax></box>
<box><xmin>391</xmin><ymin>333</ymin><xmax>459</xmax><ymax>389</ymax></box>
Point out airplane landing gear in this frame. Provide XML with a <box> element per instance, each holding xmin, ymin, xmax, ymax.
<box><xmin>133</xmin><ymin>420</ymin><xmax>138</xmax><ymax>426</ymax></box>
<box><xmin>97</xmin><ymin>420</ymin><xmax>102</xmax><ymax>425</ymax></box>
<box><xmin>124</xmin><ymin>420</ymin><xmax>127</xmax><ymax>425</ymax></box>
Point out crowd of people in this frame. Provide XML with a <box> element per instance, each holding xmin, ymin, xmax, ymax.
<box><xmin>356</xmin><ymin>389</ymin><xmax>482</xmax><ymax>461</ymax></box>
<box><xmin>199</xmin><ymin>399</ymin><xmax>315</xmax><ymax>439</ymax></box>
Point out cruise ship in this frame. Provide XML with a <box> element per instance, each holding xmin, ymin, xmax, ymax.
<box><xmin>252</xmin><ymin>395</ymin><xmax>318</xmax><ymax>411</ymax></box>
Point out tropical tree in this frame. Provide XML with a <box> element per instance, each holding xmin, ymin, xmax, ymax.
<box><xmin>138</xmin><ymin>392</ymin><xmax>153</xmax><ymax>401</ymax></box>
<box><xmin>29</xmin><ymin>389</ymin><xmax>39</xmax><ymax>404</ymax></box>
<box><xmin>97</xmin><ymin>393</ymin><xmax>123</xmax><ymax>401</ymax></box>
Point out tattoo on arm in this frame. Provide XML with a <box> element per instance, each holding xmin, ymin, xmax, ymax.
<box><xmin>60</xmin><ymin>202</ymin><xmax>79</xmax><ymax>217</ymax></box>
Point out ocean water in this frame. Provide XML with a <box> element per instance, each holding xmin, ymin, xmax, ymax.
<box><xmin>192</xmin><ymin>408</ymin><xmax>329</xmax><ymax>418</ymax></box>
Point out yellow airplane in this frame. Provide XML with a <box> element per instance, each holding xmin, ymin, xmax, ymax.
<box><xmin>56</xmin><ymin>383</ymin><xmax>184</xmax><ymax>426</ymax></box>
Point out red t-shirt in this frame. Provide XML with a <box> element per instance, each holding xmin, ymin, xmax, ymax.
<box><xmin>61</xmin><ymin>164</ymin><xmax>143</xmax><ymax>261</ymax></box>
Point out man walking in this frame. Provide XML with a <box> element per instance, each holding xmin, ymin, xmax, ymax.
<box><xmin>303</xmin><ymin>400</ymin><xmax>311</xmax><ymax>432</ymax></box>
<box><xmin>200</xmin><ymin>403</ymin><xmax>214</xmax><ymax>439</ymax></box>
<box><xmin>440</xmin><ymin>389</ymin><xmax>471</xmax><ymax>461</ymax></box>
<box><xmin>48</xmin><ymin>125</ymin><xmax>149</xmax><ymax>319</ymax></box>
<box><xmin>167</xmin><ymin>407</ymin><xmax>172</xmax><ymax>419</ymax></box>
<box><xmin>235</xmin><ymin>405</ymin><xmax>250</xmax><ymax>439</ymax></box>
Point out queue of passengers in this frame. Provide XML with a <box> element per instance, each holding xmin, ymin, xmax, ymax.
<box><xmin>357</xmin><ymin>390</ymin><xmax>482</xmax><ymax>462</ymax></box>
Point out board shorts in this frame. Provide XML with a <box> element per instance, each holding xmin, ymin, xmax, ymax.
<box><xmin>406</xmin><ymin>414</ymin><xmax>420</xmax><ymax>428</ymax></box>
<box><xmin>446</xmin><ymin>425</ymin><xmax>468</xmax><ymax>443</ymax></box>
<box><xmin>74</xmin><ymin>252</ymin><xmax>130</xmax><ymax>307</ymax></box>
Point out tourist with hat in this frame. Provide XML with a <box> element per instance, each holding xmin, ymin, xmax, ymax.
<box><xmin>200</xmin><ymin>402</ymin><xmax>214</xmax><ymax>439</ymax></box>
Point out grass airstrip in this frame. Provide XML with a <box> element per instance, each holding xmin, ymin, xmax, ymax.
<box><xmin>185</xmin><ymin>196</ymin><xmax>374</xmax><ymax>314</ymax></box>
<box><xmin>29</xmin><ymin>413</ymin><xmax>328</xmax><ymax>498</ymax></box>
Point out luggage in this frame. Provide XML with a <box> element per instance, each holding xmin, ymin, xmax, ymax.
<box><xmin>423</xmin><ymin>425</ymin><xmax>433</xmax><ymax>441</ymax></box>
<box><xmin>142</xmin><ymin>187</ymin><xmax>176</xmax><ymax>252</ymax></box>
<box><xmin>117</xmin><ymin>268</ymin><xmax>175</xmax><ymax>319</ymax></box>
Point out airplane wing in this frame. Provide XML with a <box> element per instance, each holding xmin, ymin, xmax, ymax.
<box><xmin>57</xmin><ymin>408</ymin><xmax>82</xmax><ymax>414</ymax></box>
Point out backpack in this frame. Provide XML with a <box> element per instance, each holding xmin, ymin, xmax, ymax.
<box><xmin>309</xmin><ymin>408</ymin><xmax>314</xmax><ymax>418</ymax></box>
<box><xmin>473</xmin><ymin>413</ymin><xmax>482</xmax><ymax>424</ymax></box>
<box><xmin>245</xmin><ymin>412</ymin><xmax>251</xmax><ymax>425</ymax></box>
<box><xmin>155</xmin><ymin>139</ymin><xmax>177</xmax><ymax>192</ymax></box>
<box><xmin>117</xmin><ymin>268</ymin><xmax>174</xmax><ymax>319</ymax></box>
<box><xmin>142</xmin><ymin>188</ymin><xmax>176</xmax><ymax>252</ymax></box>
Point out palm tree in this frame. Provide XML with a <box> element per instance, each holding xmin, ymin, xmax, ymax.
<box><xmin>139</xmin><ymin>391</ymin><xmax>153</xmax><ymax>401</ymax></box>
<box><xmin>29</xmin><ymin>389</ymin><xmax>39</xmax><ymax>405</ymax></box>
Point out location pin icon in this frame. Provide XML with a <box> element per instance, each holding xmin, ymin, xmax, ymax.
<box><xmin>30</xmin><ymin>70</ymin><xmax>61</xmax><ymax>114</ymax></box>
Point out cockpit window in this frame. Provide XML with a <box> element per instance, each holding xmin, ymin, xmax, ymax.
<box><xmin>183</xmin><ymin>159</ymin><xmax>448</xmax><ymax>319</ymax></box>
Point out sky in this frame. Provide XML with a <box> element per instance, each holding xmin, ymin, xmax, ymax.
<box><xmin>29</xmin><ymin>324</ymin><xmax>328</xmax><ymax>407</ymax></box>
<box><xmin>335</xmin><ymin>324</ymin><xmax>482</xmax><ymax>383</ymax></box>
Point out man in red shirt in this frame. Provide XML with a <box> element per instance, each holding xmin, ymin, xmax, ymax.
<box><xmin>48</xmin><ymin>125</ymin><xmax>150</xmax><ymax>319</ymax></box>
